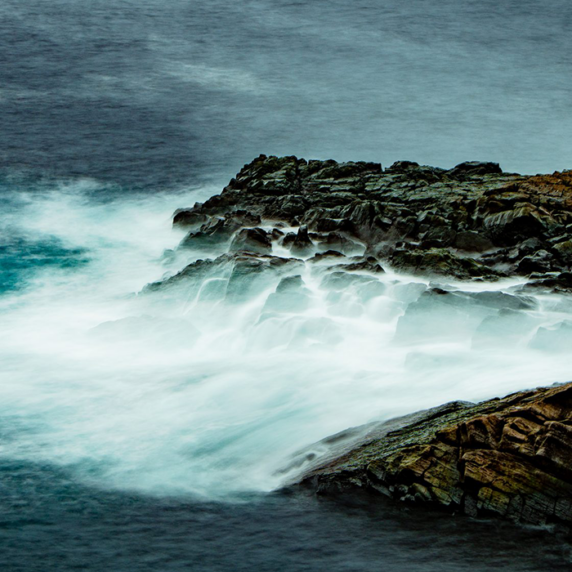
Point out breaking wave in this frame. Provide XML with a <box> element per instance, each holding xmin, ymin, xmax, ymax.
<box><xmin>0</xmin><ymin>180</ymin><xmax>571</xmax><ymax>500</ymax></box>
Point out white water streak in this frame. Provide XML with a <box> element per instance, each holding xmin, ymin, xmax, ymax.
<box><xmin>0</xmin><ymin>184</ymin><xmax>571</xmax><ymax>500</ymax></box>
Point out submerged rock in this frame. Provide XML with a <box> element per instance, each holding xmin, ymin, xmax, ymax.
<box><xmin>143</xmin><ymin>252</ymin><xmax>303</xmax><ymax>304</ymax></box>
<box><xmin>292</xmin><ymin>382</ymin><xmax>572</xmax><ymax>527</ymax></box>
<box><xmin>289</xmin><ymin>226</ymin><xmax>314</xmax><ymax>257</ymax></box>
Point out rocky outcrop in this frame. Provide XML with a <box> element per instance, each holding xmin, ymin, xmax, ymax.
<box><xmin>292</xmin><ymin>382</ymin><xmax>572</xmax><ymax>527</ymax></box>
<box><xmin>171</xmin><ymin>155</ymin><xmax>572</xmax><ymax>287</ymax></box>
<box><xmin>144</xmin><ymin>252</ymin><xmax>304</xmax><ymax>304</ymax></box>
<box><xmin>157</xmin><ymin>157</ymin><xmax>572</xmax><ymax>526</ymax></box>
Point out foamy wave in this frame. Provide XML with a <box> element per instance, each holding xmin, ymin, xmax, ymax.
<box><xmin>0</xmin><ymin>183</ymin><xmax>571</xmax><ymax>499</ymax></box>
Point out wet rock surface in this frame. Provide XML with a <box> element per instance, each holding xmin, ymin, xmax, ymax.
<box><xmin>292</xmin><ymin>382</ymin><xmax>572</xmax><ymax>527</ymax></box>
<box><xmin>151</xmin><ymin>157</ymin><xmax>572</xmax><ymax>527</ymax></box>
<box><xmin>170</xmin><ymin>155</ymin><xmax>572</xmax><ymax>287</ymax></box>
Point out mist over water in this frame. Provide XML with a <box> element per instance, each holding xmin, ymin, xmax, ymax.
<box><xmin>2</xmin><ymin>0</ymin><xmax>572</xmax><ymax>569</ymax></box>
<box><xmin>1</xmin><ymin>184</ymin><xmax>571</xmax><ymax>501</ymax></box>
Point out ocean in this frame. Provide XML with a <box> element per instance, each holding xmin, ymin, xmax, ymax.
<box><xmin>1</xmin><ymin>1</ymin><xmax>572</xmax><ymax>569</ymax></box>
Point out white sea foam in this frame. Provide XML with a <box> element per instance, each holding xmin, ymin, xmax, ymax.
<box><xmin>0</xmin><ymin>183</ymin><xmax>571</xmax><ymax>500</ymax></box>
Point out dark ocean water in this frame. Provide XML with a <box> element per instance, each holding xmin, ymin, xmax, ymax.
<box><xmin>1</xmin><ymin>461</ymin><xmax>571</xmax><ymax>572</ymax></box>
<box><xmin>1</xmin><ymin>1</ymin><xmax>572</xmax><ymax>570</ymax></box>
<box><xmin>2</xmin><ymin>0</ymin><xmax>572</xmax><ymax>189</ymax></box>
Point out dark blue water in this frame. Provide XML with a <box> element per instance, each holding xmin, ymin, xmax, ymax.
<box><xmin>0</xmin><ymin>460</ymin><xmax>570</xmax><ymax>572</ymax></box>
<box><xmin>1</xmin><ymin>1</ymin><xmax>572</xmax><ymax>569</ymax></box>
<box><xmin>2</xmin><ymin>0</ymin><xmax>571</xmax><ymax>190</ymax></box>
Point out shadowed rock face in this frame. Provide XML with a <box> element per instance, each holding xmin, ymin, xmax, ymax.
<box><xmin>293</xmin><ymin>382</ymin><xmax>572</xmax><ymax>527</ymax></box>
<box><xmin>172</xmin><ymin>155</ymin><xmax>572</xmax><ymax>288</ymax></box>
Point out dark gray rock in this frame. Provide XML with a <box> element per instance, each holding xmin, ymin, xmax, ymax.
<box><xmin>517</xmin><ymin>249</ymin><xmax>556</xmax><ymax>275</ymax></box>
<box><xmin>454</xmin><ymin>231</ymin><xmax>494</xmax><ymax>252</ymax></box>
<box><xmin>230</xmin><ymin>228</ymin><xmax>272</xmax><ymax>254</ymax></box>
<box><xmin>167</xmin><ymin>156</ymin><xmax>572</xmax><ymax>291</ymax></box>
<box><xmin>317</xmin><ymin>232</ymin><xmax>363</xmax><ymax>256</ymax></box>
<box><xmin>173</xmin><ymin>209</ymin><xmax>208</xmax><ymax>228</ymax></box>
<box><xmin>389</xmin><ymin>248</ymin><xmax>501</xmax><ymax>280</ymax></box>
<box><xmin>448</xmin><ymin>161</ymin><xmax>503</xmax><ymax>178</ymax></box>
<box><xmin>290</xmin><ymin>226</ymin><xmax>314</xmax><ymax>257</ymax></box>
<box><xmin>263</xmin><ymin>275</ymin><xmax>312</xmax><ymax>313</ymax></box>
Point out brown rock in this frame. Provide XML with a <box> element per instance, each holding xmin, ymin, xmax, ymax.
<box><xmin>294</xmin><ymin>382</ymin><xmax>572</xmax><ymax>527</ymax></box>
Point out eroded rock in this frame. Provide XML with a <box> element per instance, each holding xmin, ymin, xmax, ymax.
<box><xmin>293</xmin><ymin>382</ymin><xmax>572</xmax><ymax>527</ymax></box>
<box><xmin>167</xmin><ymin>156</ymin><xmax>572</xmax><ymax>288</ymax></box>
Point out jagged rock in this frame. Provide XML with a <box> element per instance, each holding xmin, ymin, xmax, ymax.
<box><xmin>454</xmin><ymin>231</ymin><xmax>494</xmax><ymax>253</ymax></box>
<box><xmin>173</xmin><ymin>209</ymin><xmax>208</xmax><ymax>228</ymax></box>
<box><xmin>276</xmin><ymin>274</ymin><xmax>304</xmax><ymax>292</ymax></box>
<box><xmin>229</xmin><ymin>227</ymin><xmax>272</xmax><ymax>254</ymax></box>
<box><xmin>518</xmin><ymin>237</ymin><xmax>546</xmax><ymax>255</ymax></box>
<box><xmin>520</xmin><ymin>272</ymin><xmax>572</xmax><ymax>293</ymax></box>
<box><xmin>386</xmin><ymin>160</ymin><xmax>422</xmax><ymax>173</ymax></box>
<box><xmin>293</xmin><ymin>382</ymin><xmax>572</xmax><ymax>527</ymax></box>
<box><xmin>168</xmin><ymin>155</ymin><xmax>572</xmax><ymax>290</ymax></box>
<box><xmin>180</xmin><ymin>212</ymin><xmax>261</xmax><ymax>251</ymax></box>
<box><xmin>225</xmin><ymin>255</ymin><xmax>304</xmax><ymax>303</ymax></box>
<box><xmin>228</xmin><ymin>210</ymin><xmax>262</xmax><ymax>227</ymax></box>
<box><xmin>290</xmin><ymin>226</ymin><xmax>314</xmax><ymax>256</ymax></box>
<box><xmin>143</xmin><ymin>256</ymin><xmax>228</xmax><ymax>293</ymax></box>
<box><xmin>517</xmin><ymin>249</ymin><xmax>556</xmax><ymax>275</ymax></box>
<box><xmin>448</xmin><ymin>161</ymin><xmax>503</xmax><ymax>179</ymax></box>
<box><xmin>271</xmin><ymin>228</ymin><xmax>285</xmax><ymax>240</ymax></box>
<box><xmin>262</xmin><ymin>275</ymin><xmax>312</xmax><ymax>313</ymax></box>
<box><xmin>307</xmin><ymin>250</ymin><xmax>346</xmax><ymax>263</ymax></box>
<box><xmin>336</xmin><ymin>256</ymin><xmax>384</xmax><ymax>274</ymax></box>
<box><xmin>388</xmin><ymin>248</ymin><xmax>500</xmax><ymax>280</ymax></box>
<box><xmin>554</xmin><ymin>240</ymin><xmax>572</xmax><ymax>266</ymax></box>
<box><xmin>143</xmin><ymin>252</ymin><xmax>303</xmax><ymax>304</ymax></box>
<box><xmin>180</xmin><ymin>218</ymin><xmax>235</xmax><ymax>251</ymax></box>
<box><xmin>316</xmin><ymin>232</ymin><xmax>363</xmax><ymax>256</ymax></box>
<box><xmin>482</xmin><ymin>204</ymin><xmax>551</xmax><ymax>246</ymax></box>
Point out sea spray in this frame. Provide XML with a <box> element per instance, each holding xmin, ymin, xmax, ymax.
<box><xmin>0</xmin><ymin>182</ymin><xmax>571</xmax><ymax>500</ymax></box>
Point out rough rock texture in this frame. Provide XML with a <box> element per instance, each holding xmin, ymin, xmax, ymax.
<box><xmin>172</xmin><ymin>155</ymin><xmax>572</xmax><ymax>286</ymax></box>
<box><xmin>294</xmin><ymin>382</ymin><xmax>572</xmax><ymax>526</ymax></box>
<box><xmin>158</xmin><ymin>156</ymin><xmax>572</xmax><ymax>526</ymax></box>
<box><xmin>144</xmin><ymin>252</ymin><xmax>304</xmax><ymax>303</ymax></box>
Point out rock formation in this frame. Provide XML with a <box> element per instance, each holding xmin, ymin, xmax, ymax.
<box><xmin>169</xmin><ymin>155</ymin><xmax>572</xmax><ymax>289</ymax></box>
<box><xmin>152</xmin><ymin>155</ymin><xmax>572</xmax><ymax>526</ymax></box>
<box><xmin>293</xmin><ymin>382</ymin><xmax>572</xmax><ymax>527</ymax></box>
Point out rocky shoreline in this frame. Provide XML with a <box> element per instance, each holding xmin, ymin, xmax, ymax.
<box><xmin>156</xmin><ymin>155</ymin><xmax>572</xmax><ymax>527</ymax></box>
<box><xmin>167</xmin><ymin>154</ymin><xmax>572</xmax><ymax>290</ymax></box>
<box><xmin>291</xmin><ymin>382</ymin><xmax>572</xmax><ymax>527</ymax></box>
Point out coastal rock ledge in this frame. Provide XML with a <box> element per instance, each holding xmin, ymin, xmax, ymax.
<box><xmin>293</xmin><ymin>382</ymin><xmax>572</xmax><ymax>527</ymax></box>
<box><xmin>164</xmin><ymin>155</ymin><xmax>572</xmax><ymax>526</ymax></box>
<box><xmin>171</xmin><ymin>154</ymin><xmax>572</xmax><ymax>289</ymax></box>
